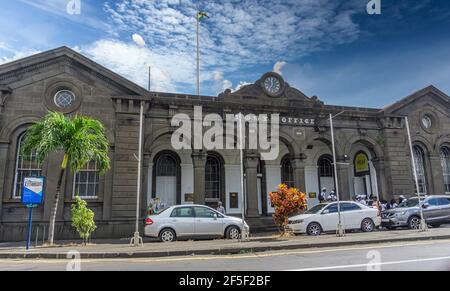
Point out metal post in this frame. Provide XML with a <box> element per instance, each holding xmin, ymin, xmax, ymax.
<box><xmin>238</xmin><ymin>113</ymin><xmax>249</xmax><ymax>241</ymax></box>
<box><xmin>405</xmin><ymin>117</ymin><xmax>428</xmax><ymax>232</ymax></box>
<box><xmin>330</xmin><ymin>114</ymin><xmax>345</xmax><ymax>237</ymax></box>
<box><xmin>26</xmin><ymin>207</ymin><xmax>33</xmax><ymax>250</ymax></box>
<box><xmin>196</xmin><ymin>7</ymin><xmax>200</xmax><ymax>97</ymax></box>
<box><xmin>131</xmin><ymin>101</ymin><xmax>144</xmax><ymax>246</ymax></box>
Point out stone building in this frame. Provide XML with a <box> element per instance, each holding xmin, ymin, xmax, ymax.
<box><xmin>1</xmin><ymin>47</ymin><xmax>449</xmax><ymax>241</ymax></box>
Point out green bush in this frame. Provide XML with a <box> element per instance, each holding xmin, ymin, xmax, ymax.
<box><xmin>71</xmin><ymin>196</ymin><xmax>97</xmax><ymax>245</ymax></box>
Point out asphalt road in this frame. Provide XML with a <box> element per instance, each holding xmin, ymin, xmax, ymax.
<box><xmin>1</xmin><ymin>239</ymin><xmax>450</xmax><ymax>271</ymax></box>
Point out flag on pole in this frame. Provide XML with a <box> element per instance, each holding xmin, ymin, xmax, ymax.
<box><xmin>197</xmin><ymin>11</ymin><xmax>209</xmax><ymax>21</ymax></box>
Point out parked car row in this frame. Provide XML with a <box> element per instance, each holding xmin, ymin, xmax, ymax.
<box><xmin>144</xmin><ymin>195</ymin><xmax>450</xmax><ymax>242</ymax></box>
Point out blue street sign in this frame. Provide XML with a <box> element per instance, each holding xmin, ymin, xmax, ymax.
<box><xmin>21</xmin><ymin>177</ymin><xmax>45</xmax><ymax>250</ymax></box>
<box><xmin>21</xmin><ymin>177</ymin><xmax>45</xmax><ymax>206</ymax></box>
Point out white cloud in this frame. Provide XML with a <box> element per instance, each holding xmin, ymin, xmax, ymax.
<box><xmin>100</xmin><ymin>0</ymin><xmax>363</xmax><ymax>94</ymax></box>
<box><xmin>132</xmin><ymin>34</ymin><xmax>146</xmax><ymax>47</ymax></box>
<box><xmin>0</xmin><ymin>43</ymin><xmax>41</xmax><ymax>65</ymax></box>
<box><xmin>273</xmin><ymin>61</ymin><xmax>287</xmax><ymax>75</ymax></box>
<box><xmin>84</xmin><ymin>39</ymin><xmax>196</xmax><ymax>92</ymax></box>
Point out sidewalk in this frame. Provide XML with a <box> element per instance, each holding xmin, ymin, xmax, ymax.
<box><xmin>1</xmin><ymin>227</ymin><xmax>450</xmax><ymax>259</ymax></box>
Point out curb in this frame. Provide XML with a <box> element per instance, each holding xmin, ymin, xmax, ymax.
<box><xmin>1</xmin><ymin>234</ymin><xmax>450</xmax><ymax>260</ymax></box>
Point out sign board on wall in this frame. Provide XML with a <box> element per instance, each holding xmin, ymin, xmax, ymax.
<box><xmin>354</xmin><ymin>152</ymin><xmax>370</xmax><ymax>177</ymax></box>
<box><xmin>21</xmin><ymin>177</ymin><xmax>45</xmax><ymax>206</ymax></box>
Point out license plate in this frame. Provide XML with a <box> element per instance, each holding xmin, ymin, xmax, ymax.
<box><xmin>381</xmin><ymin>219</ymin><xmax>390</xmax><ymax>223</ymax></box>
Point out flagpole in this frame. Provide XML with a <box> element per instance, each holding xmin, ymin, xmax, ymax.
<box><xmin>196</xmin><ymin>7</ymin><xmax>200</xmax><ymax>97</ymax></box>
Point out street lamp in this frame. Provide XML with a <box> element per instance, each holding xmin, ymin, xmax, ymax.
<box><xmin>238</xmin><ymin>113</ymin><xmax>249</xmax><ymax>241</ymax></box>
<box><xmin>329</xmin><ymin>112</ymin><xmax>347</xmax><ymax>237</ymax></box>
<box><xmin>405</xmin><ymin>117</ymin><xmax>428</xmax><ymax>232</ymax></box>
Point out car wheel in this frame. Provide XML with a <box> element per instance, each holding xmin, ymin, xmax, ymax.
<box><xmin>361</xmin><ymin>218</ymin><xmax>375</xmax><ymax>232</ymax></box>
<box><xmin>159</xmin><ymin>228</ymin><xmax>176</xmax><ymax>243</ymax></box>
<box><xmin>408</xmin><ymin>216</ymin><xmax>421</xmax><ymax>230</ymax></box>
<box><xmin>307</xmin><ymin>223</ymin><xmax>322</xmax><ymax>236</ymax></box>
<box><xmin>226</xmin><ymin>226</ymin><xmax>241</xmax><ymax>240</ymax></box>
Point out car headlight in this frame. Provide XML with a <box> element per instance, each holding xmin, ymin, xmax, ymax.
<box><xmin>289</xmin><ymin>219</ymin><xmax>304</xmax><ymax>225</ymax></box>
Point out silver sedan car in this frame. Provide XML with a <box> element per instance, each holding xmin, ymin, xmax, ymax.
<box><xmin>144</xmin><ymin>205</ymin><xmax>249</xmax><ymax>242</ymax></box>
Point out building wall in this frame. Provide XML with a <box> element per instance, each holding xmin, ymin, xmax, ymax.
<box><xmin>1</xmin><ymin>49</ymin><xmax>450</xmax><ymax>241</ymax></box>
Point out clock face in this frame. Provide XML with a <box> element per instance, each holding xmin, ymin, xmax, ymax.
<box><xmin>263</xmin><ymin>76</ymin><xmax>282</xmax><ymax>95</ymax></box>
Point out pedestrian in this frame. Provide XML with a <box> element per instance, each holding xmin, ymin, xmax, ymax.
<box><xmin>388</xmin><ymin>199</ymin><xmax>398</xmax><ymax>209</ymax></box>
<box><xmin>328</xmin><ymin>190</ymin><xmax>337</xmax><ymax>202</ymax></box>
<box><xmin>372</xmin><ymin>197</ymin><xmax>382</xmax><ymax>216</ymax></box>
<box><xmin>319</xmin><ymin>187</ymin><xmax>327</xmax><ymax>203</ymax></box>
<box><xmin>217</xmin><ymin>201</ymin><xmax>226</xmax><ymax>215</ymax></box>
<box><xmin>399</xmin><ymin>195</ymin><xmax>407</xmax><ymax>205</ymax></box>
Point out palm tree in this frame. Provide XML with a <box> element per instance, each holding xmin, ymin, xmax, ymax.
<box><xmin>21</xmin><ymin>112</ymin><xmax>110</xmax><ymax>245</ymax></box>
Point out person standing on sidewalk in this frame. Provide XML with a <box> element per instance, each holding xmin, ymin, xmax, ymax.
<box><xmin>319</xmin><ymin>188</ymin><xmax>327</xmax><ymax>203</ymax></box>
<box><xmin>217</xmin><ymin>201</ymin><xmax>226</xmax><ymax>215</ymax></box>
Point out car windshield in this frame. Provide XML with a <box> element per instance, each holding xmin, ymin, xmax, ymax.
<box><xmin>304</xmin><ymin>204</ymin><xmax>328</xmax><ymax>214</ymax></box>
<box><xmin>398</xmin><ymin>198</ymin><xmax>423</xmax><ymax>208</ymax></box>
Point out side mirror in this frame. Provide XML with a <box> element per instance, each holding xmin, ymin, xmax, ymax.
<box><xmin>422</xmin><ymin>203</ymin><xmax>429</xmax><ymax>209</ymax></box>
<box><xmin>322</xmin><ymin>209</ymin><xmax>330</xmax><ymax>215</ymax></box>
<box><xmin>213</xmin><ymin>213</ymin><xmax>218</xmax><ymax>220</ymax></box>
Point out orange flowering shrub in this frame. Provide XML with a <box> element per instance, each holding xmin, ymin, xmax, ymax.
<box><xmin>269</xmin><ymin>184</ymin><xmax>307</xmax><ymax>234</ymax></box>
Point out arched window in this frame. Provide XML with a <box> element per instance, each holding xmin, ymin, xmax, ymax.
<box><xmin>205</xmin><ymin>155</ymin><xmax>222</xmax><ymax>199</ymax></box>
<box><xmin>413</xmin><ymin>145</ymin><xmax>428</xmax><ymax>194</ymax></box>
<box><xmin>156</xmin><ymin>155</ymin><xmax>177</xmax><ymax>177</ymax></box>
<box><xmin>318</xmin><ymin>156</ymin><xmax>333</xmax><ymax>178</ymax></box>
<box><xmin>13</xmin><ymin>133</ymin><xmax>42</xmax><ymax>198</ymax></box>
<box><xmin>281</xmin><ymin>156</ymin><xmax>295</xmax><ymax>188</ymax></box>
<box><xmin>73</xmin><ymin>161</ymin><xmax>100</xmax><ymax>199</ymax></box>
<box><xmin>441</xmin><ymin>147</ymin><xmax>450</xmax><ymax>193</ymax></box>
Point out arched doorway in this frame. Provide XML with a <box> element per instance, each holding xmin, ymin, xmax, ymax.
<box><xmin>353</xmin><ymin>151</ymin><xmax>375</xmax><ymax>198</ymax></box>
<box><xmin>317</xmin><ymin>155</ymin><xmax>335</xmax><ymax>194</ymax></box>
<box><xmin>152</xmin><ymin>151</ymin><xmax>181</xmax><ymax>208</ymax></box>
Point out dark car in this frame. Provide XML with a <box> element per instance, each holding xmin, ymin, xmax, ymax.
<box><xmin>381</xmin><ymin>195</ymin><xmax>450</xmax><ymax>229</ymax></box>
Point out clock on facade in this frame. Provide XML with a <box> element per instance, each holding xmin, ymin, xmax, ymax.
<box><xmin>261</xmin><ymin>73</ymin><xmax>285</xmax><ymax>97</ymax></box>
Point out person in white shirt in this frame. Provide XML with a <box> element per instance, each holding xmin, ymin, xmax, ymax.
<box><xmin>217</xmin><ymin>201</ymin><xmax>226</xmax><ymax>215</ymax></box>
<box><xmin>319</xmin><ymin>188</ymin><xmax>327</xmax><ymax>203</ymax></box>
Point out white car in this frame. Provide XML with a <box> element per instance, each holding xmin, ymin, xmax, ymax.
<box><xmin>144</xmin><ymin>204</ymin><xmax>249</xmax><ymax>242</ymax></box>
<box><xmin>287</xmin><ymin>201</ymin><xmax>381</xmax><ymax>236</ymax></box>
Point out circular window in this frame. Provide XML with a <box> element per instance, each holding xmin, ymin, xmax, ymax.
<box><xmin>421</xmin><ymin>115</ymin><xmax>433</xmax><ymax>130</ymax></box>
<box><xmin>54</xmin><ymin>90</ymin><xmax>76</xmax><ymax>109</ymax></box>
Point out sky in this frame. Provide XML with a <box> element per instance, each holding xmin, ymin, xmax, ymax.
<box><xmin>1</xmin><ymin>0</ymin><xmax>450</xmax><ymax>108</ymax></box>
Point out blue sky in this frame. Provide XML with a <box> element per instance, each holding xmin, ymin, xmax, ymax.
<box><xmin>1</xmin><ymin>0</ymin><xmax>450</xmax><ymax>108</ymax></box>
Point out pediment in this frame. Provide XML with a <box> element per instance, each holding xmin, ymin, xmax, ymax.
<box><xmin>0</xmin><ymin>46</ymin><xmax>148</xmax><ymax>97</ymax></box>
<box><xmin>218</xmin><ymin>72</ymin><xmax>323</xmax><ymax>105</ymax></box>
<box><xmin>382</xmin><ymin>86</ymin><xmax>450</xmax><ymax>115</ymax></box>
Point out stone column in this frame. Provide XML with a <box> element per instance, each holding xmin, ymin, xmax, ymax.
<box><xmin>245</xmin><ymin>151</ymin><xmax>260</xmax><ymax>218</ymax></box>
<box><xmin>372</xmin><ymin>158</ymin><xmax>389</xmax><ymax>200</ymax></box>
<box><xmin>292</xmin><ymin>154</ymin><xmax>307</xmax><ymax>192</ymax></box>
<box><xmin>0</xmin><ymin>143</ymin><xmax>8</xmax><ymax>222</ymax></box>
<box><xmin>141</xmin><ymin>152</ymin><xmax>151</xmax><ymax>218</ymax></box>
<box><xmin>429</xmin><ymin>154</ymin><xmax>445</xmax><ymax>195</ymax></box>
<box><xmin>192</xmin><ymin>150</ymin><xmax>207</xmax><ymax>204</ymax></box>
<box><xmin>337</xmin><ymin>158</ymin><xmax>350</xmax><ymax>201</ymax></box>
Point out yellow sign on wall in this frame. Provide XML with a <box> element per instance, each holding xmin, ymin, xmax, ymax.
<box><xmin>354</xmin><ymin>152</ymin><xmax>370</xmax><ymax>176</ymax></box>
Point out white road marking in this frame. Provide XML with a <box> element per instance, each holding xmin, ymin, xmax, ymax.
<box><xmin>1</xmin><ymin>239</ymin><xmax>450</xmax><ymax>265</ymax></box>
<box><xmin>286</xmin><ymin>256</ymin><xmax>450</xmax><ymax>271</ymax></box>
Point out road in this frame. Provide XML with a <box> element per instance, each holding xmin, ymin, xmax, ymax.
<box><xmin>1</xmin><ymin>239</ymin><xmax>450</xmax><ymax>271</ymax></box>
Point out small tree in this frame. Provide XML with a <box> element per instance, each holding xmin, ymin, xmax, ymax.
<box><xmin>269</xmin><ymin>184</ymin><xmax>307</xmax><ymax>235</ymax></box>
<box><xmin>71</xmin><ymin>196</ymin><xmax>97</xmax><ymax>245</ymax></box>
